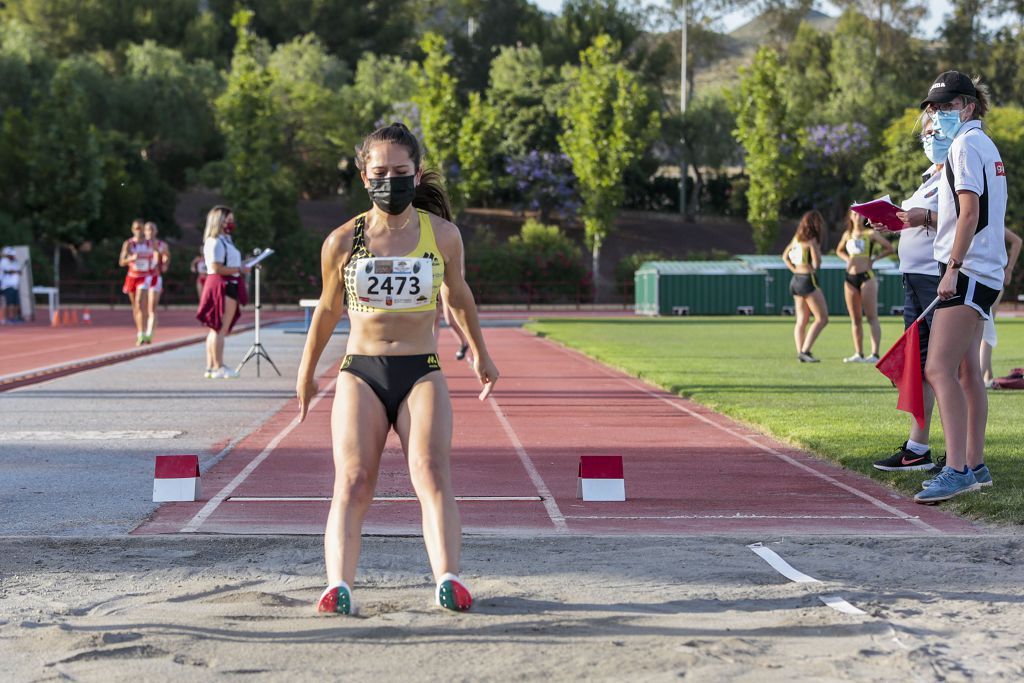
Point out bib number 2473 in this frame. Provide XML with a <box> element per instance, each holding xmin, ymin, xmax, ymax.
<box><xmin>354</xmin><ymin>257</ymin><xmax>433</xmax><ymax>309</ymax></box>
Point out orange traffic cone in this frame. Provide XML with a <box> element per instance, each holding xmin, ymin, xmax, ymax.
<box><xmin>61</xmin><ymin>309</ymin><xmax>72</xmax><ymax>325</ymax></box>
<box><xmin>51</xmin><ymin>310</ymin><xmax>61</xmax><ymax>327</ymax></box>
<box><xmin>71</xmin><ymin>309</ymin><xmax>79</xmax><ymax>325</ymax></box>
<box><xmin>82</xmin><ymin>308</ymin><xmax>92</xmax><ymax>325</ymax></box>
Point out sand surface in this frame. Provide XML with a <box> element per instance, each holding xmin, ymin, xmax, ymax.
<box><xmin>3</xmin><ymin>534</ymin><xmax>1023</xmax><ymax>682</ymax></box>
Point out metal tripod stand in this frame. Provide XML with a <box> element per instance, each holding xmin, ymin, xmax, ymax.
<box><xmin>236</xmin><ymin>259</ymin><xmax>280</xmax><ymax>377</ymax></box>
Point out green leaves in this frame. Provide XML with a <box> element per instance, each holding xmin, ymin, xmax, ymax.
<box><xmin>414</xmin><ymin>33</ymin><xmax>461</xmax><ymax>172</ymax></box>
<box><xmin>558</xmin><ymin>34</ymin><xmax>657</xmax><ymax>285</ymax></box>
<box><xmin>214</xmin><ymin>9</ymin><xmax>296</xmax><ymax>251</ymax></box>
<box><xmin>457</xmin><ymin>92</ymin><xmax>501</xmax><ymax>206</ymax></box>
<box><xmin>732</xmin><ymin>46</ymin><xmax>802</xmax><ymax>253</ymax></box>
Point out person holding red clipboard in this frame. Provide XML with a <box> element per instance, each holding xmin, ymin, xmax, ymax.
<box><xmin>871</xmin><ymin>114</ymin><xmax>944</xmax><ymax>472</ymax></box>
<box><xmin>913</xmin><ymin>71</ymin><xmax>1007</xmax><ymax>504</ymax></box>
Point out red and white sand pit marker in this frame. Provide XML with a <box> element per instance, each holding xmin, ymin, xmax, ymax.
<box><xmin>153</xmin><ymin>455</ymin><xmax>202</xmax><ymax>502</ymax></box>
<box><xmin>576</xmin><ymin>455</ymin><xmax>625</xmax><ymax>501</ymax></box>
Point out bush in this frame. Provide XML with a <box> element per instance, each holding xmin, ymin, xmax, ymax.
<box><xmin>466</xmin><ymin>219</ymin><xmax>591</xmax><ymax>304</ymax></box>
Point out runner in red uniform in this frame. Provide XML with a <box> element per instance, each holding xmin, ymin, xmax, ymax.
<box><xmin>140</xmin><ymin>221</ymin><xmax>170</xmax><ymax>343</ymax></box>
<box><xmin>118</xmin><ymin>219</ymin><xmax>154</xmax><ymax>345</ymax></box>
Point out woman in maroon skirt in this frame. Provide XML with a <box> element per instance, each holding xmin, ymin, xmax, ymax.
<box><xmin>196</xmin><ymin>205</ymin><xmax>249</xmax><ymax>379</ymax></box>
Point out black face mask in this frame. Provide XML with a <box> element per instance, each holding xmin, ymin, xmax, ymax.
<box><xmin>368</xmin><ymin>175</ymin><xmax>416</xmax><ymax>215</ymax></box>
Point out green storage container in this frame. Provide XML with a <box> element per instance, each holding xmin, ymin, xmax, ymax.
<box><xmin>634</xmin><ymin>261</ymin><xmax>768</xmax><ymax>316</ymax></box>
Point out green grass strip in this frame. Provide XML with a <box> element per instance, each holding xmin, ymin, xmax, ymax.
<box><xmin>525</xmin><ymin>316</ymin><xmax>1024</xmax><ymax>525</ymax></box>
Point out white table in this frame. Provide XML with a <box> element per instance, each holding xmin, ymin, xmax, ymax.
<box><xmin>300</xmin><ymin>298</ymin><xmax>318</xmax><ymax>331</ymax></box>
<box><xmin>32</xmin><ymin>286</ymin><xmax>59</xmax><ymax>322</ymax></box>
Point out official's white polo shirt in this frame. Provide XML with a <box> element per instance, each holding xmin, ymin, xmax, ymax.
<box><xmin>899</xmin><ymin>165</ymin><xmax>941</xmax><ymax>276</ymax></box>
<box><xmin>934</xmin><ymin>120</ymin><xmax>1007</xmax><ymax>290</ymax></box>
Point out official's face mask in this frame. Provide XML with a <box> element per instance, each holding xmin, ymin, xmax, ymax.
<box><xmin>223</xmin><ymin>220</ymin><xmax>236</xmax><ymax>235</ymax></box>
<box><xmin>368</xmin><ymin>175</ymin><xmax>417</xmax><ymax>215</ymax></box>
<box><xmin>921</xmin><ymin>131</ymin><xmax>951</xmax><ymax>165</ymax></box>
<box><xmin>931</xmin><ymin>108</ymin><xmax>966</xmax><ymax>142</ymax></box>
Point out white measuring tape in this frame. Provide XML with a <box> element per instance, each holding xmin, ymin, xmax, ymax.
<box><xmin>748</xmin><ymin>542</ymin><xmax>866</xmax><ymax>616</ymax></box>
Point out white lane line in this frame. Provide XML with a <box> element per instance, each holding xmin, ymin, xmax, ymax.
<box><xmin>180</xmin><ymin>377</ymin><xmax>338</xmax><ymax>533</ymax></box>
<box><xmin>748</xmin><ymin>542</ymin><xmax>820</xmax><ymax>583</ymax></box>
<box><xmin>227</xmin><ymin>495</ymin><xmax>544</xmax><ymax>502</ymax></box>
<box><xmin>534</xmin><ymin>334</ymin><xmax>943</xmax><ymax>535</ymax></box>
<box><xmin>0</xmin><ymin>430</ymin><xmax>182</xmax><ymax>441</ymax></box>
<box><xmin>819</xmin><ymin>595</ymin><xmax>867</xmax><ymax>615</ymax></box>
<box><xmin>485</xmin><ymin>395</ymin><xmax>568</xmax><ymax>533</ymax></box>
<box><xmin>2</xmin><ymin>341</ymin><xmax>92</xmax><ymax>361</ymax></box>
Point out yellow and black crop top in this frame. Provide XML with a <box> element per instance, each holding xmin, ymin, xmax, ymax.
<box><xmin>787</xmin><ymin>242</ymin><xmax>812</xmax><ymax>267</ymax></box>
<box><xmin>343</xmin><ymin>210</ymin><xmax>444</xmax><ymax>314</ymax></box>
<box><xmin>845</xmin><ymin>230</ymin><xmax>878</xmax><ymax>259</ymax></box>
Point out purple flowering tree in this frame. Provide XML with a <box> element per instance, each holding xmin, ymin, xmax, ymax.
<box><xmin>798</xmin><ymin>121</ymin><xmax>873</xmax><ymax>235</ymax></box>
<box><xmin>504</xmin><ymin>151</ymin><xmax>579</xmax><ymax>223</ymax></box>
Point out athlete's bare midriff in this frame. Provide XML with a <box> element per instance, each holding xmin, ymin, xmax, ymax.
<box><xmin>845</xmin><ymin>254</ymin><xmax>873</xmax><ymax>275</ymax></box>
<box><xmin>345</xmin><ymin>308</ymin><xmax>438</xmax><ymax>356</ymax></box>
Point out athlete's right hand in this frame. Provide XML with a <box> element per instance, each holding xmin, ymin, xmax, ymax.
<box><xmin>297</xmin><ymin>377</ymin><xmax>318</xmax><ymax>421</ymax></box>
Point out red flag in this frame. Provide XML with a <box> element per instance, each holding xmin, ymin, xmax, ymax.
<box><xmin>875</xmin><ymin>320</ymin><xmax>925</xmax><ymax>427</ymax></box>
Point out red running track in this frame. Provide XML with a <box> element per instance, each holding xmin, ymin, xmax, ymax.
<box><xmin>135</xmin><ymin>327</ymin><xmax>978</xmax><ymax>537</ymax></box>
<box><xmin>0</xmin><ymin>309</ymin><xmax>297</xmax><ymax>391</ymax></box>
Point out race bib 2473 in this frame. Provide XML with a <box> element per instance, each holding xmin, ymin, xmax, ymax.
<box><xmin>354</xmin><ymin>257</ymin><xmax>433</xmax><ymax>309</ymax></box>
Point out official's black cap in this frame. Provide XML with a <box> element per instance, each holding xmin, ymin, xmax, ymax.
<box><xmin>920</xmin><ymin>71</ymin><xmax>977</xmax><ymax>109</ymax></box>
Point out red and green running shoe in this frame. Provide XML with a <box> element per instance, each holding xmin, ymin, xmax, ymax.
<box><xmin>435</xmin><ymin>573</ymin><xmax>472</xmax><ymax>611</ymax></box>
<box><xmin>317</xmin><ymin>582</ymin><xmax>354</xmax><ymax>615</ymax></box>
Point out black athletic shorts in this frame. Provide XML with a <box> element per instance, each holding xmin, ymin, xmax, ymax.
<box><xmin>936</xmin><ymin>264</ymin><xmax>1000</xmax><ymax>319</ymax></box>
<box><xmin>903</xmin><ymin>273</ymin><xmax>940</xmax><ymax>371</ymax></box>
<box><xmin>340</xmin><ymin>354</ymin><xmax>442</xmax><ymax>425</ymax></box>
<box><xmin>225</xmin><ymin>280</ymin><xmax>239</xmax><ymax>300</ymax></box>
<box><xmin>844</xmin><ymin>270</ymin><xmax>874</xmax><ymax>290</ymax></box>
<box><xmin>789</xmin><ymin>273</ymin><xmax>818</xmax><ymax>297</ymax></box>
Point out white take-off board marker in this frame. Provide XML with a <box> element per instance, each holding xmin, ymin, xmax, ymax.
<box><xmin>153</xmin><ymin>455</ymin><xmax>202</xmax><ymax>502</ymax></box>
<box><xmin>576</xmin><ymin>455</ymin><xmax>626</xmax><ymax>502</ymax></box>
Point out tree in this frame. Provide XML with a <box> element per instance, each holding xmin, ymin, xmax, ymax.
<box><xmin>229</xmin><ymin>0</ymin><xmax>418</xmax><ymax>60</ymax></box>
<box><xmin>214</xmin><ymin>9</ymin><xmax>295</xmax><ymax>251</ymax></box>
<box><xmin>675</xmin><ymin>92</ymin><xmax>740</xmax><ymax>215</ymax></box>
<box><xmin>544</xmin><ymin>0</ymin><xmax>651</xmax><ymax>68</ymax></box>
<box><xmin>24</xmin><ymin>63</ymin><xmax>105</xmax><ymax>286</ymax></box>
<box><xmin>558</xmin><ymin>34</ymin><xmax>658</xmax><ymax>295</ymax></box>
<box><xmin>445</xmin><ymin>0</ymin><xmax>547</xmax><ymax>94</ymax></box>
<box><xmin>123</xmin><ymin>41</ymin><xmax>223</xmax><ymax>188</ymax></box>
<box><xmin>731</xmin><ymin>46</ymin><xmax>802</xmax><ymax>253</ymax></box>
<box><xmin>783</xmin><ymin>21</ymin><xmax>832</xmax><ymax>120</ymax></box>
<box><xmin>268</xmin><ymin>34</ymin><xmax>351</xmax><ymax>198</ymax></box>
<box><xmin>938</xmin><ymin>0</ymin><xmax>989</xmax><ymax>74</ymax></box>
<box><xmin>861</xmin><ymin>108</ymin><xmax>925</xmax><ymax>206</ymax></box>
<box><xmin>487</xmin><ymin>44</ymin><xmax>561</xmax><ymax>157</ymax></box>
<box><xmin>413</xmin><ymin>32</ymin><xmax>463</xmax><ymax>203</ymax></box>
<box><xmin>456</xmin><ymin>92</ymin><xmax>501</xmax><ymax>206</ymax></box>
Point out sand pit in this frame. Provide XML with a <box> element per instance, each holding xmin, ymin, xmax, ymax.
<box><xmin>3</xmin><ymin>534</ymin><xmax>1023</xmax><ymax>681</ymax></box>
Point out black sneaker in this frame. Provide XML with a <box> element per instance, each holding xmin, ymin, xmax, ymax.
<box><xmin>455</xmin><ymin>343</ymin><xmax>469</xmax><ymax>361</ymax></box>
<box><xmin>798</xmin><ymin>351</ymin><xmax>819</xmax><ymax>363</ymax></box>
<box><xmin>872</xmin><ymin>442</ymin><xmax>934</xmax><ymax>471</ymax></box>
<box><xmin>927</xmin><ymin>456</ymin><xmax>946</xmax><ymax>474</ymax></box>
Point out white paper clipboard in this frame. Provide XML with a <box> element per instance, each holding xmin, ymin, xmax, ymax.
<box><xmin>245</xmin><ymin>248</ymin><xmax>274</xmax><ymax>268</ymax></box>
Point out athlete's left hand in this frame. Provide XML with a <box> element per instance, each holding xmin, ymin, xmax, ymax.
<box><xmin>474</xmin><ymin>355</ymin><xmax>499</xmax><ymax>401</ymax></box>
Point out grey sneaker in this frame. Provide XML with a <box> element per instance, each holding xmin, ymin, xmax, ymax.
<box><xmin>843</xmin><ymin>353</ymin><xmax>865</xmax><ymax>363</ymax></box>
<box><xmin>798</xmin><ymin>351</ymin><xmax>820</xmax><ymax>363</ymax></box>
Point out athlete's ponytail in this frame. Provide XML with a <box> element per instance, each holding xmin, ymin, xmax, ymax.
<box><xmin>413</xmin><ymin>169</ymin><xmax>452</xmax><ymax>222</ymax></box>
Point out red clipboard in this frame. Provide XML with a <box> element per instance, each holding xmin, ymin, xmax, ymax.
<box><xmin>850</xmin><ymin>196</ymin><xmax>905</xmax><ymax>232</ymax></box>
